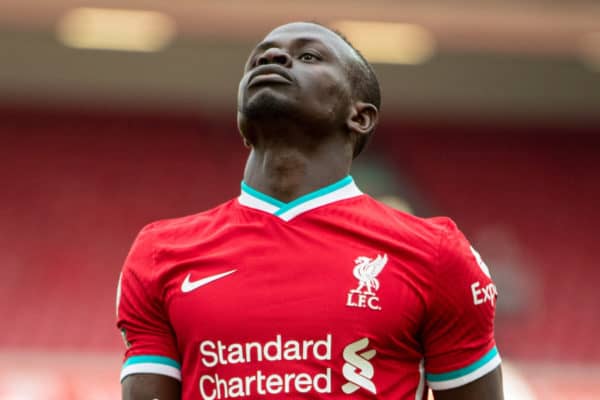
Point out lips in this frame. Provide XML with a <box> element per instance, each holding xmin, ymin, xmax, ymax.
<box><xmin>247</xmin><ymin>65</ymin><xmax>293</xmax><ymax>88</ymax></box>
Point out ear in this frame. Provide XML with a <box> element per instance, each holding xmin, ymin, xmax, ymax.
<box><xmin>346</xmin><ymin>101</ymin><xmax>379</xmax><ymax>137</ymax></box>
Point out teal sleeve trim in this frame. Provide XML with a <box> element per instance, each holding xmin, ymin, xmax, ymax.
<box><xmin>123</xmin><ymin>355</ymin><xmax>181</xmax><ymax>369</ymax></box>
<box><xmin>426</xmin><ymin>346</ymin><xmax>499</xmax><ymax>382</ymax></box>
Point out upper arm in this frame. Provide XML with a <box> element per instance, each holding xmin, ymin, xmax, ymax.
<box><xmin>422</xmin><ymin>219</ymin><xmax>502</xmax><ymax>393</ymax></box>
<box><xmin>117</xmin><ymin>226</ymin><xmax>182</xmax><ymax>397</ymax></box>
<box><xmin>433</xmin><ymin>366</ymin><xmax>503</xmax><ymax>400</ymax></box>
<box><xmin>122</xmin><ymin>374</ymin><xmax>181</xmax><ymax>400</ymax></box>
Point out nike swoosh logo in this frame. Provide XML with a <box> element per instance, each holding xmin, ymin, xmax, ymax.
<box><xmin>181</xmin><ymin>269</ymin><xmax>237</xmax><ymax>293</ymax></box>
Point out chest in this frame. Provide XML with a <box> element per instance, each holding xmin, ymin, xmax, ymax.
<box><xmin>161</xmin><ymin>230</ymin><xmax>427</xmax><ymax>357</ymax></box>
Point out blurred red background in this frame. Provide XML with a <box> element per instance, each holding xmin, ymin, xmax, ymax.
<box><xmin>2</xmin><ymin>1</ymin><xmax>600</xmax><ymax>398</ymax></box>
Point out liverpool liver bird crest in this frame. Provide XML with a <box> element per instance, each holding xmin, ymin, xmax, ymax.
<box><xmin>351</xmin><ymin>254</ymin><xmax>388</xmax><ymax>295</ymax></box>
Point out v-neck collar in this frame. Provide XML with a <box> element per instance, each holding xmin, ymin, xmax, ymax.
<box><xmin>237</xmin><ymin>176</ymin><xmax>362</xmax><ymax>221</ymax></box>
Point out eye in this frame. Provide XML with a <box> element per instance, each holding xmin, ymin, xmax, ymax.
<box><xmin>299</xmin><ymin>53</ymin><xmax>319</xmax><ymax>62</ymax></box>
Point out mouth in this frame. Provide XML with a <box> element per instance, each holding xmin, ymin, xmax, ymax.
<box><xmin>247</xmin><ymin>66</ymin><xmax>293</xmax><ymax>88</ymax></box>
<box><xmin>248</xmin><ymin>73</ymin><xmax>292</xmax><ymax>87</ymax></box>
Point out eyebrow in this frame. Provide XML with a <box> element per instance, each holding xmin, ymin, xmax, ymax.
<box><xmin>254</xmin><ymin>37</ymin><xmax>330</xmax><ymax>53</ymax></box>
<box><xmin>245</xmin><ymin>35</ymin><xmax>342</xmax><ymax>70</ymax></box>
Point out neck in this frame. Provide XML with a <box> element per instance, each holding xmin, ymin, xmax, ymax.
<box><xmin>242</xmin><ymin>134</ymin><xmax>353</xmax><ymax>203</ymax></box>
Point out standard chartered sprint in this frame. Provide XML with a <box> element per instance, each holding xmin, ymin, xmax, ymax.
<box><xmin>198</xmin><ymin>334</ymin><xmax>332</xmax><ymax>399</ymax></box>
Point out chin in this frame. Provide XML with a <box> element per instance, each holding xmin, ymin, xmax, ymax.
<box><xmin>241</xmin><ymin>88</ymin><xmax>297</xmax><ymax>121</ymax></box>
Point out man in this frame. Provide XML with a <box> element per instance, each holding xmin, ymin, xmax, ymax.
<box><xmin>117</xmin><ymin>22</ymin><xmax>503</xmax><ymax>400</ymax></box>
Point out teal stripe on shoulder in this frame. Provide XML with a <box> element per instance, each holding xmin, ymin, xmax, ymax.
<box><xmin>241</xmin><ymin>182</ymin><xmax>286</xmax><ymax>208</ymax></box>
<box><xmin>426</xmin><ymin>346</ymin><xmax>499</xmax><ymax>382</ymax></box>
<box><xmin>123</xmin><ymin>355</ymin><xmax>181</xmax><ymax>369</ymax></box>
<box><xmin>275</xmin><ymin>176</ymin><xmax>353</xmax><ymax>216</ymax></box>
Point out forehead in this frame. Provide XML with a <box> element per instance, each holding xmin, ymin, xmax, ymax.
<box><xmin>255</xmin><ymin>22</ymin><xmax>357</xmax><ymax>61</ymax></box>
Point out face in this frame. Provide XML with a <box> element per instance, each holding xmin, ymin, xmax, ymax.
<box><xmin>237</xmin><ymin>23</ymin><xmax>361</xmax><ymax>140</ymax></box>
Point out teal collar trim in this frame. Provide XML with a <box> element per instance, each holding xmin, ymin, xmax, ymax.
<box><xmin>238</xmin><ymin>176</ymin><xmax>361</xmax><ymax>221</ymax></box>
<box><xmin>241</xmin><ymin>181</ymin><xmax>287</xmax><ymax>209</ymax></box>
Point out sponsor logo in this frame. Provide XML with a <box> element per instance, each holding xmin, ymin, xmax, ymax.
<box><xmin>341</xmin><ymin>337</ymin><xmax>377</xmax><ymax>395</ymax></box>
<box><xmin>470</xmin><ymin>246</ymin><xmax>491</xmax><ymax>278</ymax></box>
<box><xmin>181</xmin><ymin>269</ymin><xmax>237</xmax><ymax>293</ymax></box>
<box><xmin>195</xmin><ymin>335</ymin><xmax>381</xmax><ymax>398</ymax></box>
<box><xmin>471</xmin><ymin>281</ymin><xmax>497</xmax><ymax>306</ymax></box>
<box><xmin>346</xmin><ymin>254</ymin><xmax>387</xmax><ymax>311</ymax></box>
<box><xmin>197</xmin><ymin>335</ymin><xmax>332</xmax><ymax>399</ymax></box>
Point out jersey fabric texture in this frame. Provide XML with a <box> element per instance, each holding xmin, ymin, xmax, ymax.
<box><xmin>116</xmin><ymin>176</ymin><xmax>500</xmax><ymax>399</ymax></box>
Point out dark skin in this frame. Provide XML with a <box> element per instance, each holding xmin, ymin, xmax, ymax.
<box><xmin>236</xmin><ymin>23</ymin><xmax>376</xmax><ymax>202</ymax></box>
<box><xmin>122</xmin><ymin>22</ymin><xmax>503</xmax><ymax>400</ymax></box>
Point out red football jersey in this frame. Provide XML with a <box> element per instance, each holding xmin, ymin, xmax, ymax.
<box><xmin>117</xmin><ymin>176</ymin><xmax>500</xmax><ymax>399</ymax></box>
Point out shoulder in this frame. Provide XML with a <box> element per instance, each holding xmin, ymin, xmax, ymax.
<box><xmin>358</xmin><ymin>196</ymin><xmax>484</xmax><ymax>280</ymax></box>
<box><xmin>122</xmin><ymin>199</ymin><xmax>238</xmax><ymax>276</ymax></box>
<box><xmin>137</xmin><ymin>199</ymin><xmax>238</xmax><ymax>244</ymax></box>
<box><xmin>359</xmin><ymin>195</ymin><xmax>455</xmax><ymax>253</ymax></box>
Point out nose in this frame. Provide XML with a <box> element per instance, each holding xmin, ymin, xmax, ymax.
<box><xmin>256</xmin><ymin>47</ymin><xmax>292</xmax><ymax>67</ymax></box>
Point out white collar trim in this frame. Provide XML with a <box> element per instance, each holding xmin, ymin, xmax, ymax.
<box><xmin>238</xmin><ymin>176</ymin><xmax>362</xmax><ymax>221</ymax></box>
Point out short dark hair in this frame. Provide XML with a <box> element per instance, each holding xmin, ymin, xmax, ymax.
<box><xmin>316</xmin><ymin>23</ymin><xmax>381</xmax><ymax>157</ymax></box>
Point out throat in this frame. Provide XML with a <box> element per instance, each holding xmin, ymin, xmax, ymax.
<box><xmin>243</xmin><ymin>146</ymin><xmax>350</xmax><ymax>203</ymax></box>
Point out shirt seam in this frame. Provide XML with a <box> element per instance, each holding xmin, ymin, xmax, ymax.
<box><xmin>421</xmin><ymin>219</ymin><xmax>451</xmax><ymax>371</ymax></box>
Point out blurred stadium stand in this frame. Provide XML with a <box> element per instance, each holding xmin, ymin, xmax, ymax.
<box><xmin>1</xmin><ymin>0</ymin><xmax>600</xmax><ymax>399</ymax></box>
